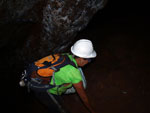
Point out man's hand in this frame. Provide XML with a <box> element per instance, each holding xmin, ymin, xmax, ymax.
<box><xmin>73</xmin><ymin>81</ymin><xmax>97</xmax><ymax>113</ymax></box>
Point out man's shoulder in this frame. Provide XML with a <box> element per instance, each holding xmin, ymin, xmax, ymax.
<box><xmin>61</xmin><ymin>64</ymin><xmax>78</xmax><ymax>72</ymax></box>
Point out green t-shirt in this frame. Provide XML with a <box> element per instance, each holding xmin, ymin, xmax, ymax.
<box><xmin>48</xmin><ymin>54</ymin><xmax>82</xmax><ymax>95</ymax></box>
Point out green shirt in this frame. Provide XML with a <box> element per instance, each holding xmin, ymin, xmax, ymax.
<box><xmin>48</xmin><ymin>54</ymin><xmax>82</xmax><ymax>95</ymax></box>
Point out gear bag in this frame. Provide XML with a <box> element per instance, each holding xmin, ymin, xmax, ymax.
<box><xmin>20</xmin><ymin>54</ymin><xmax>76</xmax><ymax>92</ymax></box>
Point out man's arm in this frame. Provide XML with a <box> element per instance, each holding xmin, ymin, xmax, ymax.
<box><xmin>73</xmin><ymin>81</ymin><xmax>96</xmax><ymax>113</ymax></box>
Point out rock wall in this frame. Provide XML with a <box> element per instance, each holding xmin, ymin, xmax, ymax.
<box><xmin>0</xmin><ymin>0</ymin><xmax>41</xmax><ymax>22</ymax></box>
<box><xmin>0</xmin><ymin>0</ymin><xmax>108</xmax><ymax>64</ymax></box>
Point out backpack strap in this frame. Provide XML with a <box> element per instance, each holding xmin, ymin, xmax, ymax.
<box><xmin>64</xmin><ymin>55</ymin><xmax>77</xmax><ymax>68</ymax></box>
<box><xmin>53</xmin><ymin>55</ymin><xmax>77</xmax><ymax>72</ymax></box>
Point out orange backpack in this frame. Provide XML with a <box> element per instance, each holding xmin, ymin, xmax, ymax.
<box><xmin>29</xmin><ymin>54</ymin><xmax>76</xmax><ymax>84</ymax></box>
<box><xmin>35</xmin><ymin>54</ymin><xmax>65</xmax><ymax>77</ymax></box>
<box><xmin>20</xmin><ymin>54</ymin><xmax>76</xmax><ymax>91</ymax></box>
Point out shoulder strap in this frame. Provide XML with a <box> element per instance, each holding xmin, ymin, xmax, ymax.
<box><xmin>64</xmin><ymin>55</ymin><xmax>77</xmax><ymax>68</ymax></box>
<box><xmin>53</xmin><ymin>55</ymin><xmax>77</xmax><ymax>72</ymax></box>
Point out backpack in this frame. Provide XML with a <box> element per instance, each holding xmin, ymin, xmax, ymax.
<box><xmin>20</xmin><ymin>54</ymin><xmax>76</xmax><ymax>92</ymax></box>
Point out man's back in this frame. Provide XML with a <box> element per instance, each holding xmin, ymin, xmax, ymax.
<box><xmin>48</xmin><ymin>54</ymin><xmax>82</xmax><ymax>95</ymax></box>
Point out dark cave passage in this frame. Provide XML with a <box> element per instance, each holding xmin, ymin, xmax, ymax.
<box><xmin>1</xmin><ymin>0</ymin><xmax>150</xmax><ymax>113</ymax></box>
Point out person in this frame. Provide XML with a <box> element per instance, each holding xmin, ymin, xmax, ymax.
<box><xmin>19</xmin><ymin>39</ymin><xmax>97</xmax><ymax>113</ymax></box>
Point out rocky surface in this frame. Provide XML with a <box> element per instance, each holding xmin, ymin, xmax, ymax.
<box><xmin>0</xmin><ymin>0</ymin><xmax>107</xmax><ymax>64</ymax></box>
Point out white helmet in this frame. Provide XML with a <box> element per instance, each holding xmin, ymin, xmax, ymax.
<box><xmin>71</xmin><ymin>39</ymin><xmax>97</xmax><ymax>58</ymax></box>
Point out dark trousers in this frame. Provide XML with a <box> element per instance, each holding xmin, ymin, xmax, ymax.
<box><xmin>33</xmin><ymin>91</ymin><xmax>65</xmax><ymax>113</ymax></box>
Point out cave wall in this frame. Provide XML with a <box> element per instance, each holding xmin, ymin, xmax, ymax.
<box><xmin>0</xmin><ymin>0</ymin><xmax>108</xmax><ymax>64</ymax></box>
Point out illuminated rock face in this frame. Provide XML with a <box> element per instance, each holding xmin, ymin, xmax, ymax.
<box><xmin>41</xmin><ymin>0</ymin><xmax>106</xmax><ymax>53</ymax></box>
<box><xmin>0</xmin><ymin>0</ymin><xmax>107</xmax><ymax>62</ymax></box>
